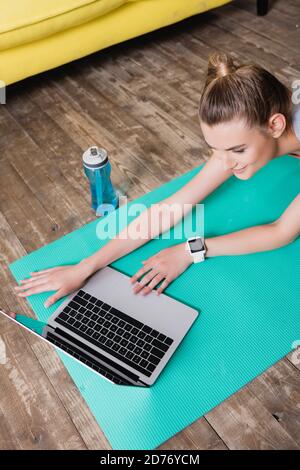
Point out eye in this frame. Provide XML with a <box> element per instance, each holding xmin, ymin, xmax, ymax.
<box><xmin>233</xmin><ymin>148</ymin><xmax>245</xmax><ymax>154</ymax></box>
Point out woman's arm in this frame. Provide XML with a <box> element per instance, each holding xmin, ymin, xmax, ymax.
<box><xmin>16</xmin><ymin>154</ymin><xmax>233</xmax><ymax>306</ymax></box>
<box><xmin>205</xmin><ymin>194</ymin><xmax>300</xmax><ymax>257</ymax></box>
<box><xmin>132</xmin><ymin>194</ymin><xmax>300</xmax><ymax>296</ymax></box>
<box><xmin>81</xmin><ymin>153</ymin><xmax>233</xmax><ymax>273</ymax></box>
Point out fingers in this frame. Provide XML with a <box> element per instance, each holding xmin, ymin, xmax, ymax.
<box><xmin>133</xmin><ymin>268</ymin><xmax>159</xmax><ymax>294</ymax></box>
<box><xmin>8</xmin><ymin>311</ymin><xmax>16</xmax><ymax>319</ymax></box>
<box><xmin>141</xmin><ymin>256</ymin><xmax>154</xmax><ymax>264</ymax></box>
<box><xmin>29</xmin><ymin>271</ymin><xmax>51</xmax><ymax>277</ymax></box>
<box><xmin>15</xmin><ymin>267</ymin><xmax>63</xmax><ymax>290</ymax></box>
<box><xmin>0</xmin><ymin>309</ymin><xmax>16</xmax><ymax>319</ymax></box>
<box><xmin>44</xmin><ymin>288</ymin><xmax>66</xmax><ymax>308</ymax></box>
<box><xmin>16</xmin><ymin>281</ymin><xmax>66</xmax><ymax>307</ymax></box>
<box><xmin>19</xmin><ymin>274</ymin><xmax>48</xmax><ymax>284</ymax></box>
<box><xmin>130</xmin><ymin>264</ymin><xmax>153</xmax><ymax>285</ymax></box>
<box><xmin>16</xmin><ymin>282</ymin><xmax>52</xmax><ymax>298</ymax></box>
<box><xmin>156</xmin><ymin>279</ymin><xmax>170</xmax><ymax>295</ymax></box>
<box><xmin>139</xmin><ymin>273</ymin><xmax>165</xmax><ymax>296</ymax></box>
<box><xmin>15</xmin><ymin>277</ymin><xmax>49</xmax><ymax>292</ymax></box>
<box><xmin>15</xmin><ymin>266</ymin><xmax>68</xmax><ymax>295</ymax></box>
<box><xmin>29</xmin><ymin>267</ymin><xmax>64</xmax><ymax>276</ymax></box>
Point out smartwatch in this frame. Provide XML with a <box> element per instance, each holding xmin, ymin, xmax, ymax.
<box><xmin>186</xmin><ymin>236</ymin><xmax>206</xmax><ymax>263</ymax></box>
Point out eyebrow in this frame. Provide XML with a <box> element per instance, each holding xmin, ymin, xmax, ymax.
<box><xmin>204</xmin><ymin>140</ymin><xmax>246</xmax><ymax>151</ymax></box>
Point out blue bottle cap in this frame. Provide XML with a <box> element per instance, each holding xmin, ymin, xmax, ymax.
<box><xmin>83</xmin><ymin>146</ymin><xmax>108</xmax><ymax>168</ymax></box>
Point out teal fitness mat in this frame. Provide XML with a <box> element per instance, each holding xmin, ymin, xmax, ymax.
<box><xmin>9</xmin><ymin>155</ymin><xmax>300</xmax><ymax>450</ymax></box>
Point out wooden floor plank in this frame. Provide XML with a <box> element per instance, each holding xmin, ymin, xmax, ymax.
<box><xmin>287</xmin><ymin>351</ymin><xmax>300</xmax><ymax>372</ymax></box>
<box><xmin>190</xmin><ymin>22</ymin><xmax>297</xmax><ymax>77</ymax></box>
<box><xmin>52</xmin><ymin>72</ymin><xmax>194</xmax><ymax>182</ymax></box>
<box><xmin>216</xmin><ymin>3</ymin><xmax>299</xmax><ymax>55</ymax></box>
<box><xmin>208</xmin><ymin>12</ymin><xmax>299</xmax><ymax>67</ymax></box>
<box><xmin>159</xmin><ymin>418</ymin><xmax>228</xmax><ymax>450</ymax></box>
<box><xmin>82</xmin><ymin>63</ymin><xmax>205</xmax><ymax>165</ymax></box>
<box><xmin>205</xmin><ymin>386</ymin><xmax>299</xmax><ymax>450</ymax></box>
<box><xmin>4</xmin><ymin>92</ymin><xmax>94</xmax><ymax>222</ymax></box>
<box><xmin>0</xmin><ymin>319</ymin><xmax>87</xmax><ymax>450</ymax></box>
<box><xmin>30</xmin><ymin>79</ymin><xmax>163</xmax><ymax>195</ymax></box>
<box><xmin>246</xmin><ymin>359</ymin><xmax>300</xmax><ymax>445</ymax></box>
<box><xmin>0</xmin><ymin>158</ymin><xmax>56</xmax><ymax>252</ymax></box>
<box><xmin>236</xmin><ymin>0</ymin><xmax>300</xmax><ymax>28</ymax></box>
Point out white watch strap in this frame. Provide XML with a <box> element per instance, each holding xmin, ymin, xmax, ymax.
<box><xmin>192</xmin><ymin>250</ymin><xmax>205</xmax><ymax>263</ymax></box>
<box><xmin>186</xmin><ymin>239</ymin><xmax>206</xmax><ymax>263</ymax></box>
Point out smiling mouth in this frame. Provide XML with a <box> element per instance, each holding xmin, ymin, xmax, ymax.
<box><xmin>233</xmin><ymin>165</ymin><xmax>247</xmax><ymax>173</ymax></box>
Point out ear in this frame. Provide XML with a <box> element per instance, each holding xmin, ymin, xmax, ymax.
<box><xmin>267</xmin><ymin>113</ymin><xmax>286</xmax><ymax>138</ymax></box>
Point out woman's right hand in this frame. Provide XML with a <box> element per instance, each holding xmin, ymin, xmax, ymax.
<box><xmin>14</xmin><ymin>262</ymin><xmax>94</xmax><ymax>308</ymax></box>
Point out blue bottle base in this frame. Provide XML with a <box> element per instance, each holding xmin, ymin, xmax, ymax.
<box><xmin>95</xmin><ymin>199</ymin><xmax>119</xmax><ymax>217</ymax></box>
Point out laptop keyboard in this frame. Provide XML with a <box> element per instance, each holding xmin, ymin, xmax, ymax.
<box><xmin>47</xmin><ymin>331</ymin><xmax>132</xmax><ymax>385</ymax></box>
<box><xmin>55</xmin><ymin>290</ymin><xmax>174</xmax><ymax>378</ymax></box>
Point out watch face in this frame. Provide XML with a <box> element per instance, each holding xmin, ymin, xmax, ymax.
<box><xmin>189</xmin><ymin>238</ymin><xmax>204</xmax><ymax>253</ymax></box>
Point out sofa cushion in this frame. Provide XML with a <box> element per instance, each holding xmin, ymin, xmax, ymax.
<box><xmin>0</xmin><ymin>0</ymin><xmax>232</xmax><ymax>85</ymax></box>
<box><xmin>0</xmin><ymin>0</ymin><xmax>128</xmax><ymax>50</ymax></box>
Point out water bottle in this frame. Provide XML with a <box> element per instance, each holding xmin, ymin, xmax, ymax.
<box><xmin>83</xmin><ymin>146</ymin><xmax>119</xmax><ymax>216</ymax></box>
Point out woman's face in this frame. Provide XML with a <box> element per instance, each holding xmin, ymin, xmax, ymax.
<box><xmin>200</xmin><ymin>118</ymin><xmax>278</xmax><ymax>179</ymax></box>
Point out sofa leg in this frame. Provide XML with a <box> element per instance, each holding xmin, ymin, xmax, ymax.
<box><xmin>257</xmin><ymin>0</ymin><xmax>269</xmax><ymax>16</ymax></box>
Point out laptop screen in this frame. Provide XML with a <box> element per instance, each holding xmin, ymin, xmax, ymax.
<box><xmin>0</xmin><ymin>310</ymin><xmax>138</xmax><ymax>386</ymax></box>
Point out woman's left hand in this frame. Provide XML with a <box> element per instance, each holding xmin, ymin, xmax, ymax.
<box><xmin>130</xmin><ymin>242</ymin><xmax>193</xmax><ymax>296</ymax></box>
<box><xmin>0</xmin><ymin>308</ymin><xmax>16</xmax><ymax>319</ymax></box>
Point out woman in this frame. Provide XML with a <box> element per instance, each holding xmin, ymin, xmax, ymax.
<box><xmin>15</xmin><ymin>52</ymin><xmax>300</xmax><ymax>307</ymax></box>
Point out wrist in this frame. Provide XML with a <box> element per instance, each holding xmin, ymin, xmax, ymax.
<box><xmin>186</xmin><ymin>236</ymin><xmax>206</xmax><ymax>263</ymax></box>
<box><xmin>78</xmin><ymin>257</ymin><xmax>101</xmax><ymax>277</ymax></box>
<box><xmin>182</xmin><ymin>242</ymin><xmax>194</xmax><ymax>265</ymax></box>
<box><xmin>203</xmin><ymin>237</ymin><xmax>219</xmax><ymax>257</ymax></box>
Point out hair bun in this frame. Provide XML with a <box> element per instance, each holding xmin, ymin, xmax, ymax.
<box><xmin>207</xmin><ymin>52</ymin><xmax>237</xmax><ymax>81</ymax></box>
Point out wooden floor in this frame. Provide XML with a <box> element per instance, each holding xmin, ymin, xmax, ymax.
<box><xmin>1</xmin><ymin>0</ymin><xmax>300</xmax><ymax>450</ymax></box>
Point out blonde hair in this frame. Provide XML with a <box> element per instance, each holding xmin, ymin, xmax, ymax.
<box><xmin>199</xmin><ymin>52</ymin><xmax>293</xmax><ymax>133</ymax></box>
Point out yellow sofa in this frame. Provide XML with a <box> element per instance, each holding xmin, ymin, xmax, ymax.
<box><xmin>0</xmin><ymin>0</ymin><xmax>232</xmax><ymax>86</ymax></box>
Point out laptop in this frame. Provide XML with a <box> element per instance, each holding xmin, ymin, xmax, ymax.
<box><xmin>4</xmin><ymin>266</ymin><xmax>199</xmax><ymax>387</ymax></box>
